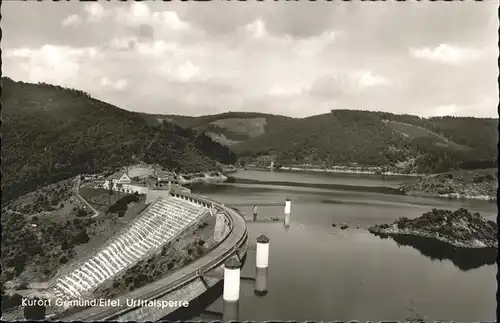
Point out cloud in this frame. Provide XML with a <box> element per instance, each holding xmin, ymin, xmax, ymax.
<box><xmin>352</xmin><ymin>70</ymin><xmax>391</xmax><ymax>88</ymax></box>
<box><xmin>293</xmin><ymin>31</ymin><xmax>337</xmax><ymax>58</ymax></box>
<box><xmin>3</xmin><ymin>45</ymin><xmax>97</xmax><ymax>86</ymax></box>
<box><xmin>410</xmin><ymin>44</ymin><xmax>483</xmax><ymax>65</ymax></box>
<box><xmin>2</xmin><ymin>1</ymin><xmax>497</xmax><ymax>118</ymax></box>
<box><xmin>309</xmin><ymin>71</ymin><xmax>391</xmax><ymax>101</ymax></box>
<box><xmin>245</xmin><ymin>18</ymin><xmax>267</xmax><ymax>39</ymax></box>
<box><xmin>84</xmin><ymin>3</ymin><xmax>106</xmax><ymax>22</ymax></box>
<box><xmin>100</xmin><ymin>77</ymin><xmax>128</xmax><ymax>91</ymax></box>
<box><xmin>61</xmin><ymin>14</ymin><xmax>82</xmax><ymax>28</ymax></box>
<box><xmin>428</xmin><ymin>104</ymin><xmax>460</xmax><ymax>117</ymax></box>
<box><xmin>268</xmin><ymin>84</ymin><xmax>306</xmax><ymax>97</ymax></box>
<box><xmin>114</xmin><ymin>3</ymin><xmax>190</xmax><ymax>31</ymax></box>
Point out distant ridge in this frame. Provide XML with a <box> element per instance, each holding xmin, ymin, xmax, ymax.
<box><xmin>148</xmin><ymin>109</ymin><xmax>497</xmax><ymax>174</ymax></box>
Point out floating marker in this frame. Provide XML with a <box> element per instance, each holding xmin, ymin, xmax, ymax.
<box><xmin>255</xmin><ymin>235</ymin><xmax>269</xmax><ymax>296</ymax></box>
<box><xmin>284</xmin><ymin>197</ymin><xmax>291</xmax><ymax>215</ymax></box>
<box><xmin>223</xmin><ymin>258</ymin><xmax>241</xmax><ymax>302</ymax></box>
<box><xmin>284</xmin><ymin>197</ymin><xmax>291</xmax><ymax>228</ymax></box>
<box><xmin>223</xmin><ymin>258</ymin><xmax>241</xmax><ymax>321</ymax></box>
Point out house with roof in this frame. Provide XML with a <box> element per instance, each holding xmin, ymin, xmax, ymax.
<box><xmin>102</xmin><ymin>171</ymin><xmax>132</xmax><ymax>191</ymax></box>
<box><xmin>154</xmin><ymin>169</ymin><xmax>177</xmax><ymax>183</ymax></box>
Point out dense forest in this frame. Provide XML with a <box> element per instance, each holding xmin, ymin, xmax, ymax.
<box><xmin>2</xmin><ymin>78</ymin><xmax>237</xmax><ymax>202</ymax></box>
<box><xmin>150</xmin><ymin>109</ymin><xmax>497</xmax><ymax>174</ymax></box>
<box><xmin>231</xmin><ymin>110</ymin><xmax>497</xmax><ymax>174</ymax></box>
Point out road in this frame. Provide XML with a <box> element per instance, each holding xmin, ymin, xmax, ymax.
<box><xmin>59</xmin><ymin>197</ymin><xmax>247</xmax><ymax>321</ymax></box>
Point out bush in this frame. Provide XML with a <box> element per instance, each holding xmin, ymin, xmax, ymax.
<box><xmin>14</xmin><ymin>260</ymin><xmax>26</xmax><ymax>277</ymax></box>
<box><xmin>61</xmin><ymin>240</ymin><xmax>71</xmax><ymax>250</ymax></box>
<box><xmin>198</xmin><ymin>240</ymin><xmax>205</xmax><ymax>246</ymax></box>
<box><xmin>18</xmin><ymin>282</ymin><xmax>29</xmax><ymax>290</ymax></box>
<box><xmin>76</xmin><ymin>209</ymin><xmax>88</xmax><ymax>217</ymax></box>
<box><xmin>74</xmin><ymin>231</ymin><xmax>90</xmax><ymax>245</ymax></box>
<box><xmin>59</xmin><ymin>256</ymin><xmax>68</xmax><ymax>264</ymax></box>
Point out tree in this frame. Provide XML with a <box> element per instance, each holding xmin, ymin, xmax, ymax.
<box><xmin>74</xmin><ymin>230</ymin><xmax>90</xmax><ymax>244</ymax></box>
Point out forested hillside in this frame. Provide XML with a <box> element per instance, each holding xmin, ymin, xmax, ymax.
<box><xmin>2</xmin><ymin>78</ymin><xmax>237</xmax><ymax>202</ymax></box>
<box><xmin>141</xmin><ymin>112</ymin><xmax>296</xmax><ymax>146</ymax></box>
<box><xmin>232</xmin><ymin>110</ymin><xmax>497</xmax><ymax>174</ymax></box>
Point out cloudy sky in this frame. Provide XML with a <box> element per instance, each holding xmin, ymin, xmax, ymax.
<box><xmin>3</xmin><ymin>1</ymin><xmax>498</xmax><ymax>118</ymax></box>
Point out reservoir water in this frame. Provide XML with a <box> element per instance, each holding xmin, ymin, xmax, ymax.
<box><xmin>192</xmin><ymin>170</ymin><xmax>497</xmax><ymax>322</ymax></box>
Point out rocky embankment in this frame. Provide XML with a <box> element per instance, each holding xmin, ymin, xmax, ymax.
<box><xmin>368</xmin><ymin>208</ymin><xmax>497</xmax><ymax>248</ymax></box>
<box><xmin>400</xmin><ymin>169</ymin><xmax>497</xmax><ymax>200</ymax></box>
<box><xmin>178</xmin><ymin>171</ymin><xmax>227</xmax><ymax>185</ymax></box>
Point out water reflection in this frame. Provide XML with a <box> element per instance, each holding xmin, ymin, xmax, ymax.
<box><xmin>371</xmin><ymin>232</ymin><xmax>497</xmax><ymax>271</ymax></box>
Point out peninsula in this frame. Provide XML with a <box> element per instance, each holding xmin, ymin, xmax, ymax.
<box><xmin>399</xmin><ymin>169</ymin><xmax>497</xmax><ymax>201</ymax></box>
<box><xmin>368</xmin><ymin>208</ymin><xmax>497</xmax><ymax>248</ymax></box>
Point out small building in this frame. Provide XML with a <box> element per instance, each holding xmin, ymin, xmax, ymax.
<box><xmin>103</xmin><ymin>171</ymin><xmax>132</xmax><ymax>191</ymax></box>
<box><xmin>154</xmin><ymin>169</ymin><xmax>177</xmax><ymax>183</ymax></box>
<box><xmin>122</xmin><ymin>183</ymin><xmax>149</xmax><ymax>195</ymax></box>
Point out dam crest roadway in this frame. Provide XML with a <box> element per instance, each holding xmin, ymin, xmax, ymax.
<box><xmin>50</xmin><ymin>191</ymin><xmax>248</xmax><ymax>321</ymax></box>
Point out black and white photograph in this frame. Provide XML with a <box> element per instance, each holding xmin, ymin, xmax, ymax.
<box><xmin>1</xmin><ymin>1</ymin><xmax>498</xmax><ymax>322</ymax></box>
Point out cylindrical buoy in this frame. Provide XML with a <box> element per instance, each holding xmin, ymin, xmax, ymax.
<box><xmin>256</xmin><ymin>235</ymin><xmax>269</xmax><ymax>269</ymax></box>
<box><xmin>223</xmin><ymin>258</ymin><xmax>241</xmax><ymax>321</ymax></box>
<box><xmin>284</xmin><ymin>197</ymin><xmax>291</xmax><ymax>215</ymax></box>
<box><xmin>223</xmin><ymin>258</ymin><xmax>241</xmax><ymax>302</ymax></box>
<box><xmin>284</xmin><ymin>197</ymin><xmax>291</xmax><ymax>228</ymax></box>
<box><xmin>255</xmin><ymin>235</ymin><xmax>269</xmax><ymax>296</ymax></box>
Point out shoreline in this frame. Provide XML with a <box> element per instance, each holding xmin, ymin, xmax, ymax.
<box><xmin>280</xmin><ymin>166</ymin><xmax>423</xmax><ymax>177</ymax></box>
<box><xmin>403</xmin><ymin>192</ymin><xmax>497</xmax><ymax>201</ymax></box>
<box><xmin>238</xmin><ymin>167</ymin><xmax>496</xmax><ymax>201</ymax></box>
<box><xmin>178</xmin><ymin>174</ymin><xmax>227</xmax><ymax>185</ymax></box>
<box><xmin>242</xmin><ymin>166</ymin><xmax>423</xmax><ymax>177</ymax></box>
<box><xmin>368</xmin><ymin>227</ymin><xmax>498</xmax><ymax>249</ymax></box>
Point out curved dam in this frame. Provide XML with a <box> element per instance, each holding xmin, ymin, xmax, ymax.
<box><xmin>52</xmin><ymin>191</ymin><xmax>248</xmax><ymax>321</ymax></box>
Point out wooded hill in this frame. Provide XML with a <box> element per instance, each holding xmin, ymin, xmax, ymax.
<box><xmin>153</xmin><ymin>109</ymin><xmax>497</xmax><ymax>174</ymax></box>
<box><xmin>141</xmin><ymin>112</ymin><xmax>296</xmax><ymax>147</ymax></box>
<box><xmin>2</xmin><ymin>78</ymin><xmax>236</xmax><ymax>202</ymax></box>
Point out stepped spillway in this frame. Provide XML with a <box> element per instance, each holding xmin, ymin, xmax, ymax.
<box><xmin>50</xmin><ymin>195</ymin><xmax>208</xmax><ymax>303</ymax></box>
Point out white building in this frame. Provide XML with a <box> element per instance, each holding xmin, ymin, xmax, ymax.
<box><xmin>155</xmin><ymin>169</ymin><xmax>176</xmax><ymax>183</ymax></box>
<box><xmin>103</xmin><ymin>171</ymin><xmax>132</xmax><ymax>191</ymax></box>
<box><xmin>122</xmin><ymin>184</ymin><xmax>149</xmax><ymax>195</ymax></box>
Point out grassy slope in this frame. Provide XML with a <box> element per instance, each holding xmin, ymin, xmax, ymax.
<box><xmin>140</xmin><ymin>111</ymin><xmax>296</xmax><ymax>145</ymax></box>
<box><xmin>2</xmin><ymin>77</ymin><xmax>237</xmax><ymax>202</ymax></box>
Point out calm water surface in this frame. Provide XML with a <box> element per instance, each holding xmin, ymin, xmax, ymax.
<box><xmin>193</xmin><ymin>170</ymin><xmax>497</xmax><ymax>322</ymax></box>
